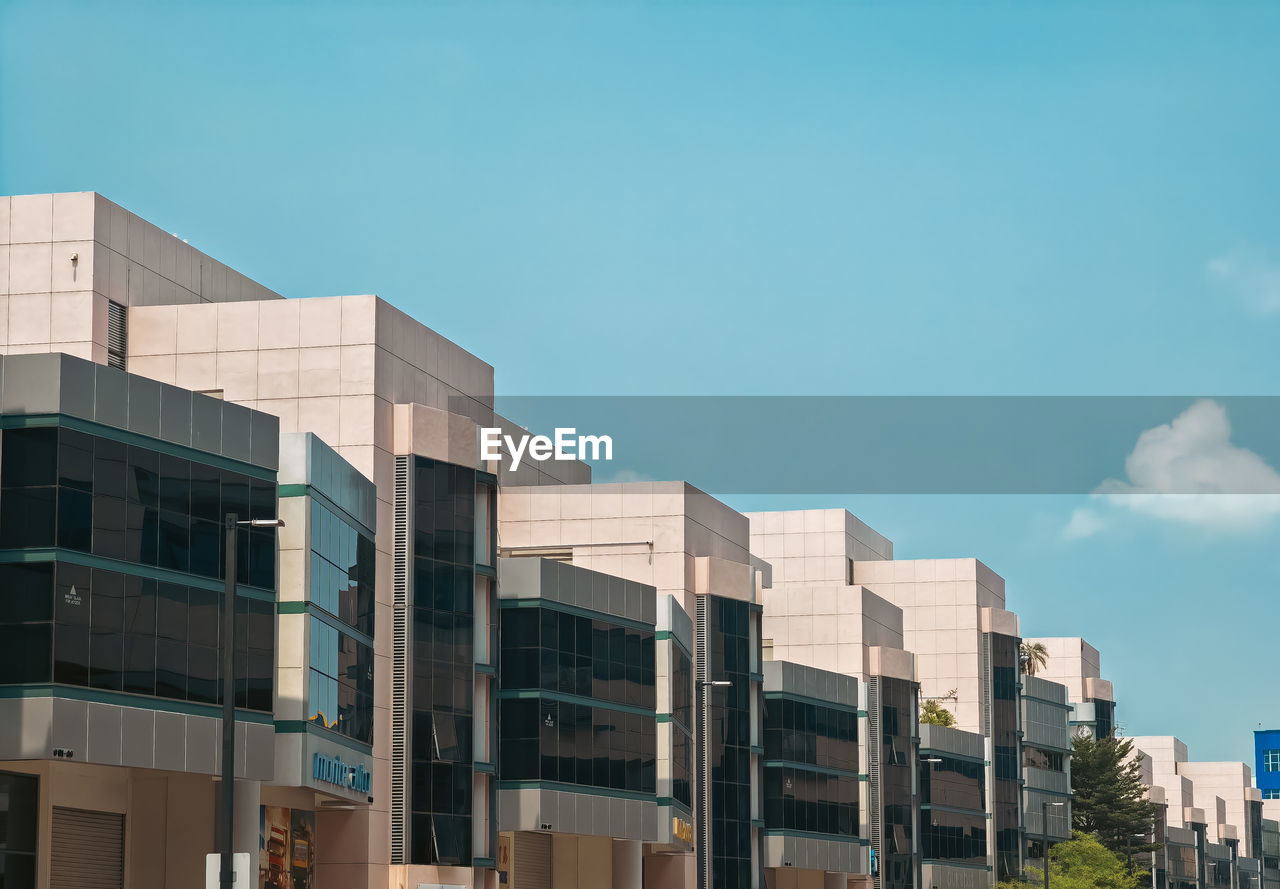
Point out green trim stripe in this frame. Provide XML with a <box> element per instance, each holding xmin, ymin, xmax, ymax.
<box><xmin>0</xmin><ymin>548</ymin><xmax>275</xmax><ymax>602</ymax></box>
<box><xmin>655</xmin><ymin>630</ymin><xmax>693</xmax><ymax>658</ymax></box>
<box><xmin>0</xmin><ymin>685</ymin><xmax>273</xmax><ymax>723</ymax></box>
<box><xmin>761</xmin><ymin>829</ymin><xmax>868</xmax><ymax>846</ymax></box>
<box><xmin>762</xmin><ymin>690</ymin><xmax>859</xmax><ymax>714</ymax></box>
<box><xmin>497</xmin><ymin>780</ymin><xmax>655</xmax><ymax>803</ymax></box>
<box><xmin>763</xmin><ymin>760</ymin><xmax>859</xmax><ymax>779</ymax></box>
<box><xmin>921</xmin><ymin>860</ymin><xmax>992</xmax><ymax>871</ymax></box>
<box><xmin>921</xmin><ymin>803</ymin><xmax>988</xmax><ymax>817</ymax></box>
<box><xmin>278</xmin><ymin>483</ymin><xmax>374</xmax><ymax>538</ymax></box>
<box><xmin>273</xmin><ymin>719</ymin><xmax>374</xmax><ymax>755</ymax></box>
<box><xmin>497</xmin><ymin>689</ymin><xmax>656</xmax><ymax>719</ymax></box>
<box><xmin>1</xmin><ymin>414</ymin><xmax>276</xmax><ymax>480</ymax></box>
<box><xmin>656</xmin><ymin>796</ymin><xmax>693</xmax><ymax>817</ymax></box>
<box><xmin>498</xmin><ymin>597</ymin><xmax>653</xmax><ymax>633</ymax></box>
<box><xmin>918</xmin><ymin>748</ymin><xmax>986</xmax><ymax>766</ymax></box>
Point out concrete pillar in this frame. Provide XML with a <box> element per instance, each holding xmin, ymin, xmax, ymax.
<box><xmin>613</xmin><ymin>839</ymin><xmax>642</xmax><ymax>889</ymax></box>
<box><xmin>233</xmin><ymin>779</ymin><xmax>262</xmax><ymax>857</ymax></box>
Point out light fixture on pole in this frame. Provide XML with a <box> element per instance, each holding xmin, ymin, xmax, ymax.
<box><xmin>220</xmin><ymin>515</ymin><xmax>285</xmax><ymax>889</ymax></box>
<box><xmin>1042</xmin><ymin>801</ymin><xmax>1065</xmax><ymax>889</ymax></box>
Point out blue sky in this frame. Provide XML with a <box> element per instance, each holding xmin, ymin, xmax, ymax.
<box><xmin>4</xmin><ymin>1</ymin><xmax>1279</xmax><ymax>763</ymax></box>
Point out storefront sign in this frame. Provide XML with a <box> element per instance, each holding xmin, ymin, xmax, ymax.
<box><xmin>672</xmin><ymin>816</ymin><xmax>693</xmax><ymax>844</ymax></box>
<box><xmin>312</xmin><ymin>752</ymin><xmax>372</xmax><ymax>794</ymax></box>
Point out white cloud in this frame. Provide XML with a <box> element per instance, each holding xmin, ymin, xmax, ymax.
<box><xmin>1064</xmin><ymin>399</ymin><xmax>1280</xmax><ymax>537</ymax></box>
<box><xmin>1063</xmin><ymin>507</ymin><xmax>1108</xmax><ymax>540</ymax></box>
<box><xmin>1207</xmin><ymin>246</ymin><xmax>1280</xmax><ymax>315</ymax></box>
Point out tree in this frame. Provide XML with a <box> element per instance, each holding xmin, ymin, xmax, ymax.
<box><xmin>1071</xmin><ymin>735</ymin><xmax>1161</xmax><ymax>866</ymax></box>
<box><xmin>1020</xmin><ymin>641</ymin><xmax>1049</xmax><ymax>676</ymax></box>
<box><xmin>919</xmin><ymin>699</ymin><xmax>955</xmax><ymax>726</ymax></box>
<box><xmin>996</xmin><ymin>833</ymin><xmax>1146</xmax><ymax>889</ymax></box>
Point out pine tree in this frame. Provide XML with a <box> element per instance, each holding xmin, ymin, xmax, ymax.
<box><xmin>1071</xmin><ymin>735</ymin><xmax>1161</xmax><ymax>867</ymax></box>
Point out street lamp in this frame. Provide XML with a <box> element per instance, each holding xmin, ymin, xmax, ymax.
<box><xmin>1042</xmin><ymin>801</ymin><xmax>1065</xmax><ymax>889</ymax></box>
<box><xmin>1126</xmin><ymin>832</ymin><xmax>1147</xmax><ymax>876</ymax></box>
<box><xmin>220</xmin><ymin>514</ymin><xmax>285</xmax><ymax>889</ymax></box>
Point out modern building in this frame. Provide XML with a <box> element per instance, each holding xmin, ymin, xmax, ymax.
<box><xmin>1021</xmin><ymin>637</ymin><xmax>1116</xmax><ymax>741</ymax></box>
<box><xmin>1256</xmin><ymin>731</ymin><xmax>1280</xmax><ymax>801</ymax></box>
<box><xmin>761</xmin><ymin>659</ymin><xmax>864</xmax><ymax>889</ymax></box>
<box><xmin>0</xmin><ymin>351</ymin><xmax>280</xmax><ymax>889</ymax></box>
<box><xmin>498</xmin><ymin>481</ymin><xmax>768</xmax><ymax>889</ymax></box>
<box><xmin>749</xmin><ymin>509</ymin><xmax>1036</xmax><ymax>886</ymax></box>
<box><xmin>3</xmin><ymin>189</ymin><xmax>1272</xmax><ymax>889</ymax></box>
<box><xmin>494</xmin><ymin>556</ymin><xmax>676</xmax><ymax>889</ymax></box>
<box><xmin>918</xmin><ymin>723</ymin><xmax>991</xmax><ymax>889</ymax></box>
<box><xmin>1019</xmin><ymin>675</ymin><xmax>1073</xmax><ymax>870</ymax></box>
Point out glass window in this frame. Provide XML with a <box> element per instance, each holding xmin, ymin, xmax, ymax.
<box><xmin>1265</xmin><ymin>750</ymin><xmax>1280</xmax><ymax>772</ymax></box>
<box><xmin>0</xmin><ymin>770</ymin><xmax>39</xmax><ymax>888</ymax></box>
<box><xmin>308</xmin><ymin>616</ymin><xmax>372</xmax><ymax>744</ymax></box>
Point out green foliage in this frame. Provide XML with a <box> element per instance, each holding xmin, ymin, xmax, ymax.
<box><xmin>1071</xmin><ymin>735</ymin><xmax>1162</xmax><ymax>862</ymax></box>
<box><xmin>1022</xmin><ymin>832</ymin><xmax>1146</xmax><ymax>889</ymax></box>
<box><xmin>1020</xmin><ymin>641</ymin><xmax>1050</xmax><ymax>676</ymax></box>
<box><xmin>920</xmin><ymin>699</ymin><xmax>955</xmax><ymax>726</ymax></box>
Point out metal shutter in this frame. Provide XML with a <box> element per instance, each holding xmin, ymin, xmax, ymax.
<box><xmin>512</xmin><ymin>831</ymin><xmax>551</xmax><ymax>889</ymax></box>
<box><xmin>50</xmin><ymin>807</ymin><xmax>124</xmax><ymax>889</ymax></box>
<box><xmin>106</xmin><ymin>301</ymin><xmax>127</xmax><ymax>370</ymax></box>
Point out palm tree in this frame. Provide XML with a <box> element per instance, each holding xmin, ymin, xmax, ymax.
<box><xmin>1020</xmin><ymin>641</ymin><xmax>1049</xmax><ymax>676</ymax></box>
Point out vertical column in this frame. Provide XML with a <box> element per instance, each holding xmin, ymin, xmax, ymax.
<box><xmin>613</xmin><ymin>839</ymin><xmax>642</xmax><ymax>889</ymax></box>
<box><xmin>233</xmin><ymin>779</ymin><xmax>262</xmax><ymax>856</ymax></box>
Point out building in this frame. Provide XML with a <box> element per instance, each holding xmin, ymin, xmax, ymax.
<box><xmin>493</xmin><ymin>556</ymin><xmax>676</xmax><ymax>889</ymax></box>
<box><xmin>3</xmin><ymin>189</ymin><xmax>1270</xmax><ymax>889</ymax></box>
<box><xmin>498</xmin><ymin>481</ymin><xmax>767</xmax><ymax>889</ymax></box>
<box><xmin>748</xmin><ymin>509</ymin><xmax>1041</xmax><ymax>886</ymax></box>
<box><xmin>0</xmin><ymin>351</ymin><xmax>280</xmax><ymax>888</ymax></box>
<box><xmin>1256</xmin><ymin>730</ymin><xmax>1280</xmax><ymax>801</ymax></box>
<box><xmin>1019</xmin><ymin>675</ymin><xmax>1073</xmax><ymax>871</ymax></box>
<box><xmin>1021</xmin><ymin>637</ymin><xmax>1116</xmax><ymax>741</ymax></box>
<box><xmin>761</xmin><ymin>659</ymin><xmax>864</xmax><ymax>889</ymax></box>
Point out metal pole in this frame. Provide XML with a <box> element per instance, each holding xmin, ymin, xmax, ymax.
<box><xmin>1043</xmin><ymin>801</ymin><xmax>1050</xmax><ymax>889</ymax></box>
<box><xmin>220</xmin><ymin>513</ymin><xmax>237</xmax><ymax>889</ymax></box>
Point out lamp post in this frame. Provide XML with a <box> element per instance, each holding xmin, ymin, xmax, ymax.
<box><xmin>1042</xmin><ymin>801</ymin><xmax>1065</xmax><ymax>889</ymax></box>
<box><xmin>220</xmin><ymin>515</ymin><xmax>285</xmax><ymax>889</ymax></box>
<box><xmin>697</xmin><ymin>679</ymin><xmax>732</xmax><ymax>889</ymax></box>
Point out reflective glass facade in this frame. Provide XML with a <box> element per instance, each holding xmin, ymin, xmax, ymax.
<box><xmin>498</xmin><ymin>603</ymin><xmax>657</xmax><ymax>794</ymax></box>
<box><xmin>0</xmin><ymin>425</ymin><xmax>276</xmax><ymax>713</ymax></box>
<box><xmin>1168</xmin><ymin>842</ymin><xmax>1198</xmax><ymax>889</ymax></box>
<box><xmin>920</xmin><ymin>755</ymin><xmax>986</xmax><ymax>867</ymax></box>
<box><xmin>409</xmin><ymin>457</ymin><xmax>477</xmax><ymax>867</ymax></box>
<box><xmin>878</xmin><ymin>677</ymin><xmax>916</xmax><ymax>889</ymax></box>
<box><xmin>671</xmin><ymin>640</ymin><xmax>693</xmax><ymax>809</ymax></box>
<box><xmin>763</xmin><ymin>694</ymin><xmax>859</xmax><ymax>838</ymax></box>
<box><xmin>988</xmin><ymin>632</ymin><xmax>1023</xmax><ymax>881</ymax></box>
<box><xmin>0</xmin><ymin>770</ymin><xmax>38</xmax><ymax>889</ymax></box>
<box><xmin>499</xmin><ymin>606</ymin><xmax>656</xmax><ymax>709</ymax></box>
<box><xmin>703</xmin><ymin>597</ymin><xmax>754</xmax><ymax>889</ymax></box>
<box><xmin>0</xmin><ymin>427</ymin><xmax>276</xmax><ymax>586</ymax></box>
<box><xmin>308</xmin><ymin>616</ymin><xmax>374</xmax><ymax>743</ymax></box>
<box><xmin>309</xmin><ymin>500</ymin><xmax>375</xmax><ymax>636</ymax></box>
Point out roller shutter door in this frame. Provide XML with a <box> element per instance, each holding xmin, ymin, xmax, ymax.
<box><xmin>50</xmin><ymin>807</ymin><xmax>124</xmax><ymax>889</ymax></box>
<box><xmin>513</xmin><ymin>831</ymin><xmax>551</xmax><ymax>889</ymax></box>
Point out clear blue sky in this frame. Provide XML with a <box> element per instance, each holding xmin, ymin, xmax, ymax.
<box><xmin>4</xmin><ymin>1</ymin><xmax>1279</xmax><ymax>763</ymax></box>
